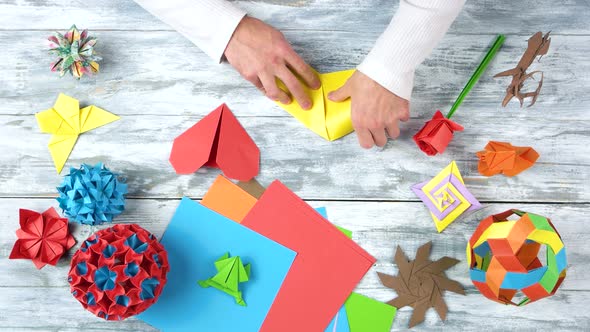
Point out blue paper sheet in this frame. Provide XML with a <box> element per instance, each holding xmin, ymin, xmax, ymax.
<box><xmin>138</xmin><ymin>197</ymin><xmax>296</xmax><ymax>331</ymax></box>
<box><xmin>319</xmin><ymin>206</ymin><xmax>352</xmax><ymax>332</ymax></box>
<box><xmin>325</xmin><ymin>304</ymin><xmax>351</xmax><ymax>332</ymax></box>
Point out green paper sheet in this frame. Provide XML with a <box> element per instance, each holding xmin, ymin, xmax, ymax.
<box><xmin>336</xmin><ymin>226</ymin><xmax>353</xmax><ymax>239</ymax></box>
<box><xmin>345</xmin><ymin>293</ymin><xmax>397</xmax><ymax>332</ymax></box>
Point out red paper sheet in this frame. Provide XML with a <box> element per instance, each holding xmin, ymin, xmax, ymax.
<box><xmin>241</xmin><ymin>181</ymin><xmax>376</xmax><ymax>332</ymax></box>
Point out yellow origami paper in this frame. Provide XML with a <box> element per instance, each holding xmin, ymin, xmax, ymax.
<box><xmin>36</xmin><ymin>93</ymin><xmax>119</xmax><ymax>173</ymax></box>
<box><xmin>411</xmin><ymin>161</ymin><xmax>482</xmax><ymax>232</ymax></box>
<box><xmin>276</xmin><ymin>69</ymin><xmax>355</xmax><ymax>141</ymax></box>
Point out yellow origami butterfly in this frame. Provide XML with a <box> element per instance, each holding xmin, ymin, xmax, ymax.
<box><xmin>36</xmin><ymin>93</ymin><xmax>119</xmax><ymax>173</ymax></box>
<box><xmin>276</xmin><ymin>69</ymin><xmax>355</xmax><ymax>141</ymax></box>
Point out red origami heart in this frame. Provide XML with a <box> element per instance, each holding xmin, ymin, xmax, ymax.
<box><xmin>9</xmin><ymin>207</ymin><xmax>76</xmax><ymax>269</ymax></box>
<box><xmin>169</xmin><ymin>103</ymin><xmax>260</xmax><ymax>181</ymax></box>
<box><xmin>413</xmin><ymin>110</ymin><xmax>464</xmax><ymax>156</ymax></box>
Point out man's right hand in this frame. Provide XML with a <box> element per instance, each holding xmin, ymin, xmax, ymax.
<box><xmin>223</xmin><ymin>16</ymin><xmax>321</xmax><ymax>109</ymax></box>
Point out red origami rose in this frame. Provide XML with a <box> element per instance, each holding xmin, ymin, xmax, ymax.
<box><xmin>9</xmin><ymin>207</ymin><xmax>76</xmax><ymax>269</ymax></box>
<box><xmin>413</xmin><ymin>110</ymin><xmax>464</xmax><ymax>156</ymax></box>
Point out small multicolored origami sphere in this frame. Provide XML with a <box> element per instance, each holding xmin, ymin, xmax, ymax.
<box><xmin>68</xmin><ymin>224</ymin><xmax>170</xmax><ymax>320</ymax></box>
<box><xmin>48</xmin><ymin>25</ymin><xmax>101</xmax><ymax>79</ymax></box>
<box><xmin>467</xmin><ymin>210</ymin><xmax>567</xmax><ymax>306</ymax></box>
<box><xmin>57</xmin><ymin>163</ymin><xmax>127</xmax><ymax>226</ymax></box>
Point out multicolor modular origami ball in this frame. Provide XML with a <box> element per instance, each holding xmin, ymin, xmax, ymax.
<box><xmin>48</xmin><ymin>24</ymin><xmax>101</xmax><ymax>79</ymax></box>
<box><xmin>467</xmin><ymin>210</ymin><xmax>567</xmax><ymax>306</ymax></box>
<box><xmin>57</xmin><ymin>163</ymin><xmax>127</xmax><ymax>225</ymax></box>
<box><xmin>68</xmin><ymin>224</ymin><xmax>169</xmax><ymax>320</ymax></box>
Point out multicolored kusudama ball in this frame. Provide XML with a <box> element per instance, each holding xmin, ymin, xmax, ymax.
<box><xmin>57</xmin><ymin>163</ymin><xmax>127</xmax><ymax>226</ymax></box>
<box><xmin>68</xmin><ymin>224</ymin><xmax>169</xmax><ymax>320</ymax></box>
<box><xmin>48</xmin><ymin>24</ymin><xmax>101</xmax><ymax>79</ymax></box>
<box><xmin>467</xmin><ymin>209</ymin><xmax>566</xmax><ymax>306</ymax></box>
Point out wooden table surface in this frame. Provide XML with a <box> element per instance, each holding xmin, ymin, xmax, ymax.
<box><xmin>1</xmin><ymin>1</ymin><xmax>589</xmax><ymax>331</ymax></box>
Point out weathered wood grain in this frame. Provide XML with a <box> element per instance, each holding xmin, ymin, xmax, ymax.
<box><xmin>0</xmin><ymin>286</ymin><xmax>588</xmax><ymax>331</ymax></box>
<box><xmin>0</xmin><ymin>199</ymin><xmax>587</xmax><ymax>331</ymax></box>
<box><xmin>1</xmin><ymin>0</ymin><xmax>588</xmax><ymax>331</ymax></box>
<box><xmin>1</xmin><ymin>199</ymin><xmax>586</xmax><ymax>289</ymax></box>
<box><xmin>0</xmin><ymin>0</ymin><xmax>589</xmax><ymax>34</ymax></box>
<box><xmin>1</xmin><ymin>31</ymin><xmax>588</xmax><ymax>120</ymax></box>
<box><xmin>1</xmin><ymin>30</ymin><xmax>587</xmax><ymax>203</ymax></box>
<box><xmin>0</xmin><ymin>287</ymin><xmax>588</xmax><ymax>331</ymax></box>
<box><xmin>0</xmin><ymin>114</ymin><xmax>588</xmax><ymax>201</ymax></box>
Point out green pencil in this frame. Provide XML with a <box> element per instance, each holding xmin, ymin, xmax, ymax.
<box><xmin>446</xmin><ymin>34</ymin><xmax>505</xmax><ymax>119</ymax></box>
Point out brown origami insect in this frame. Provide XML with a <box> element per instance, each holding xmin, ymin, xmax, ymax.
<box><xmin>495</xmin><ymin>32</ymin><xmax>551</xmax><ymax>107</ymax></box>
<box><xmin>377</xmin><ymin>242</ymin><xmax>465</xmax><ymax>328</ymax></box>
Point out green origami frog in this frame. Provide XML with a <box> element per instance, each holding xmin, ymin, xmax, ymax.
<box><xmin>198</xmin><ymin>253</ymin><xmax>251</xmax><ymax>306</ymax></box>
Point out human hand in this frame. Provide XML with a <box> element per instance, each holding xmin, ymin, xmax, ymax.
<box><xmin>224</xmin><ymin>16</ymin><xmax>321</xmax><ymax>109</ymax></box>
<box><xmin>328</xmin><ymin>71</ymin><xmax>410</xmax><ymax>149</ymax></box>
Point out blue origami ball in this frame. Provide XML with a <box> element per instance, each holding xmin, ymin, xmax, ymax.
<box><xmin>57</xmin><ymin>163</ymin><xmax>128</xmax><ymax>225</ymax></box>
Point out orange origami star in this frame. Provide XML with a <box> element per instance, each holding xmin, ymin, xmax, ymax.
<box><xmin>476</xmin><ymin>141</ymin><xmax>539</xmax><ymax>177</ymax></box>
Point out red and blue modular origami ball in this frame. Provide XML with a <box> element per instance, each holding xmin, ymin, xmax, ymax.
<box><xmin>68</xmin><ymin>224</ymin><xmax>169</xmax><ymax>320</ymax></box>
<box><xmin>467</xmin><ymin>210</ymin><xmax>567</xmax><ymax>305</ymax></box>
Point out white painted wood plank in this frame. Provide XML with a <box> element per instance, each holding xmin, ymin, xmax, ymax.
<box><xmin>1</xmin><ymin>0</ymin><xmax>588</xmax><ymax>330</ymax></box>
<box><xmin>0</xmin><ymin>113</ymin><xmax>587</xmax><ymax>201</ymax></box>
<box><xmin>0</xmin><ymin>199</ymin><xmax>586</xmax><ymax>290</ymax></box>
<box><xmin>0</xmin><ymin>111</ymin><xmax>590</xmax><ymax>202</ymax></box>
<box><xmin>1</xmin><ymin>32</ymin><xmax>588</xmax><ymax>121</ymax></box>
<box><xmin>0</xmin><ymin>0</ymin><xmax>589</xmax><ymax>35</ymax></box>
<box><xmin>0</xmin><ymin>287</ymin><xmax>587</xmax><ymax>331</ymax></box>
<box><xmin>0</xmin><ymin>199</ymin><xmax>587</xmax><ymax>331</ymax></box>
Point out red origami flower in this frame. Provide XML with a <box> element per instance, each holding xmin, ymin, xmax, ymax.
<box><xmin>413</xmin><ymin>110</ymin><xmax>464</xmax><ymax>156</ymax></box>
<box><xmin>9</xmin><ymin>207</ymin><xmax>76</xmax><ymax>269</ymax></box>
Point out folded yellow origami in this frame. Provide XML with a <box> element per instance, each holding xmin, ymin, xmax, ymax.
<box><xmin>36</xmin><ymin>93</ymin><xmax>119</xmax><ymax>173</ymax></box>
<box><xmin>276</xmin><ymin>69</ymin><xmax>355</xmax><ymax>141</ymax></box>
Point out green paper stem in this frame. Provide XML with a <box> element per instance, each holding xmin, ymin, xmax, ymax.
<box><xmin>446</xmin><ymin>34</ymin><xmax>505</xmax><ymax>119</ymax></box>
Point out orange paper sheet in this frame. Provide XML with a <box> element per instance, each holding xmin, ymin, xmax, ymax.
<box><xmin>201</xmin><ymin>175</ymin><xmax>258</xmax><ymax>223</ymax></box>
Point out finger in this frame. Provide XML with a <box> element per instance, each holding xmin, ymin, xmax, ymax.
<box><xmin>285</xmin><ymin>52</ymin><xmax>321</xmax><ymax>89</ymax></box>
<box><xmin>355</xmin><ymin>128</ymin><xmax>375</xmax><ymax>149</ymax></box>
<box><xmin>327</xmin><ymin>81</ymin><xmax>351</xmax><ymax>102</ymax></box>
<box><xmin>399</xmin><ymin>109</ymin><xmax>410</xmax><ymax>122</ymax></box>
<box><xmin>370</xmin><ymin>128</ymin><xmax>388</xmax><ymax>147</ymax></box>
<box><xmin>386</xmin><ymin>122</ymin><xmax>401</xmax><ymax>139</ymax></box>
<box><xmin>277</xmin><ymin>67</ymin><xmax>312</xmax><ymax>110</ymax></box>
<box><xmin>259</xmin><ymin>72</ymin><xmax>291</xmax><ymax>104</ymax></box>
<box><xmin>251</xmin><ymin>77</ymin><xmax>265</xmax><ymax>94</ymax></box>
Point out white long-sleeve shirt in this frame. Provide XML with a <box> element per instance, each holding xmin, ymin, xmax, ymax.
<box><xmin>133</xmin><ymin>0</ymin><xmax>465</xmax><ymax>100</ymax></box>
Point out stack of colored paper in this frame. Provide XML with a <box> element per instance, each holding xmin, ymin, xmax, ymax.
<box><xmin>139</xmin><ymin>175</ymin><xmax>384</xmax><ymax>331</ymax></box>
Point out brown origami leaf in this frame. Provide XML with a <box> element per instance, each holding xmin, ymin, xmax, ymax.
<box><xmin>476</xmin><ymin>141</ymin><xmax>539</xmax><ymax>177</ymax></box>
<box><xmin>495</xmin><ymin>32</ymin><xmax>551</xmax><ymax>107</ymax></box>
<box><xmin>377</xmin><ymin>242</ymin><xmax>465</xmax><ymax>328</ymax></box>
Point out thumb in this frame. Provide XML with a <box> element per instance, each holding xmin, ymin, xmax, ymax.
<box><xmin>328</xmin><ymin>82</ymin><xmax>351</xmax><ymax>102</ymax></box>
